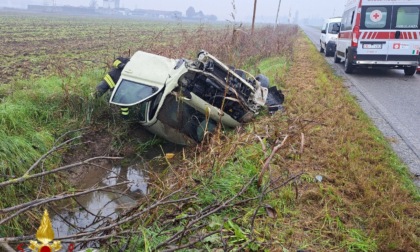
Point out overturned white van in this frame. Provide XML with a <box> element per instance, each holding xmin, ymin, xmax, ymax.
<box><xmin>109</xmin><ymin>50</ymin><xmax>284</xmax><ymax>146</ymax></box>
<box><xmin>334</xmin><ymin>0</ymin><xmax>420</xmax><ymax>75</ymax></box>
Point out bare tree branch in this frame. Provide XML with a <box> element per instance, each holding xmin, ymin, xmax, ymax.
<box><xmin>255</xmin><ymin>134</ymin><xmax>266</xmax><ymax>152</ymax></box>
<box><xmin>0</xmin><ymin>189</ymin><xmax>193</xmax><ymax>244</ymax></box>
<box><xmin>0</xmin><ymin>242</ymin><xmax>15</xmax><ymax>252</ymax></box>
<box><xmin>56</xmin><ymin>189</ymin><xmax>192</xmax><ymax>241</ymax></box>
<box><xmin>258</xmin><ymin>135</ymin><xmax>289</xmax><ymax>187</ymax></box>
<box><xmin>24</xmin><ymin>135</ymin><xmax>82</xmax><ymax>176</ymax></box>
<box><xmin>156</xmin><ymin>175</ymin><xmax>257</xmax><ymax>250</ymax></box>
<box><xmin>0</xmin><ymin>156</ymin><xmax>123</xmax><ymax>188</ymax></box>
<box><xmin>24</xmin><ymin>127</ymin><xmax>89</xmax><ymax>176</ymax></box>
<box><xmin>162</xmin><ymin>230</ymin><xmax>220</xmax><ymax>252</ymax></box>
<box><xmin>0</xmin><ymin>182</ymin><xmax>129</xmax><ymax>225</ymax></box>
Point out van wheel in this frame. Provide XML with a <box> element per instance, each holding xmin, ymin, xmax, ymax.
<box><xmin>403</xmin><ymin>67</ymin><xmax>416</xmax><ymax>76</ymax></box>
<box><xmin>319</xmin><ymin>43</ymin><xmax>324</xmax><ymax>53</ymax></box>
<box><xmin>344</xmin><ymin>53</ymin><xmax>353</xmax><ymax>74</ymax></box>
<box><xmin>334</xmin><ymin>51</ymin><xmax>341</xmax><ymax>63</ymax></box>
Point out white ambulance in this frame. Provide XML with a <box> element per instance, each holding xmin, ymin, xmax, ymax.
<box><xmin>334</xmin><ymin>0</ymin><xmax>420</xmax><ymax>75</ymax></box>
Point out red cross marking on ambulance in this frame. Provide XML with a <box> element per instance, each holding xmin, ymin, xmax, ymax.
<box><xmin>370</xmin><ymin>10</ymin><xmax>382</xmax><ymax>22</ymax></box>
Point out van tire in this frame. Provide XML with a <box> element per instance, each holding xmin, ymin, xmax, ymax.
<box><xmin>319</xmin><ymin>43</ymin><xmax>324</xmax><ymax>53</ymax></box>
<box><xmin>344</xmin><ymin>52</ymin><xmax>354</xmax><ymax>74</ymax></box>
<box><xmin>334</xmin><ymin>51</ymin><xmax>341</xmax><ymax>63</ymax></box>
<box><xmin>404</xmin><ymin>67</ymin><xmax>416</xmax><ymax>76</ymax></box>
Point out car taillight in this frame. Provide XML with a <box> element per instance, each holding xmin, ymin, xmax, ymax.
<box><xmin>352</xmin><ymin>26</ymin><xmax>360</xmax><ymax>47</ymax></box>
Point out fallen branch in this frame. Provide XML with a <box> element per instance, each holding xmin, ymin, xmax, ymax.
<box><xmin>54</xmin><ymin>189</ymin><xmax>193</xmax><ymax>241</ymax></box>
<box><xmin>258</xmin><ymin>135</ymin><xmax>289</xmax><ymax>187</ymax></box>
<box><xmin>155</xmin><ymin>175</ymin><xmax>257</xmax><ymax>250</ymax></box>
<box><xmin>162</xmin><ymin>230</ymin><xmax>220</xmax><ymax>252</ymax></box>
<box><xmin>250</xmin><ymin>172</ymin><xmax>303</xmax><ymax>234</ymax></box>
<box><xmin>24</xmin><ymin>135</ymin><xmax>82</xmax><ymax>176</ymax></box>
<box><xmin>0</xmin><ymin>182</ymin><xmax>130</xmax><ymax>225</ymax></box>
<box><xmin>0</xmin><ymin>242</ymin><xmax>15</xmax><ymax>252</ymax></box>
<box><xmin>300</xmin><ymin>132</ymin><xmax>305</xmax><ymax>154</ymax></box>
<box><xmin>24</xmin><ymin>127</ymin><xmax>89</xmax><ymax>176</ymax></box>
<box><xmin>0</xmin><ymin>189</ymin><xmax>194</xmax><ymax>244</ymax></box>
<box><xmin>0</xmin><ymin>156</ymin><xmax>123</xmax><ymax>188</ymax></box>
<box><xmin>255</xmin><ymin>135</ymin><xmax>266</xmax><ymax>152</ymax></box>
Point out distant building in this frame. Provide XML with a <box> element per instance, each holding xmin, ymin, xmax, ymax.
<box><xmin>185</xmin><ymin>7</ymin><xmax>217</xmax><ymax>22</ymax></box>
<box><xmin>103</xmin><ymin>0</ymin><xmax>119</xmax><ymax>9</ymax></box>
<box><xmin>131</xmin><ymin>9</ymin><xmax>182</xmax><ymax>19</ymax></box>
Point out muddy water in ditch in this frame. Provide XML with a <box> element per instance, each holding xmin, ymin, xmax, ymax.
<box><xmin>51</xmin><ymin>143</ymin><xmax>182</xmax><ymax>238</ymax></box>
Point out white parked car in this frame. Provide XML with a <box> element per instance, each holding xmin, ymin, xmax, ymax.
<box><xmin>320</xmin><ymin>17</ymin><xmax>342</xmax><ymax>57</ymax></box>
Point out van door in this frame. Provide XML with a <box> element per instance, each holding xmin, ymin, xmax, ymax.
<box><xmin>358</xmin><ymin>6</ymin><xmax>391</xmax><ymax>62</ymax></box>
<box><xmin>388</xmin><ymin>5</ymin><xmax>420</xmax><ymax>63</ymax></box>
<box><xmin>336</xmin><ymin>7</ymin><xmax>356</xmax><ymax>59</ymax></box>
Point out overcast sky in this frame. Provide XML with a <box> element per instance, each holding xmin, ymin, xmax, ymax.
<box><xmin>32</xmin><ymin>0</ymin><xmax>347</xmax><ymax>23</ymax></box>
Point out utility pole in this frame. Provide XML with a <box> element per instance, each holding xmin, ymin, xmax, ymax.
<box><xmin>252</xmin><ymin>0</ymin><xmax>257</xmax><ymax>35</ymax></box>
<box><xmin>275</xmin><ymin>0</ymin><xmax>282</xmax><ymax>26</ymax></box>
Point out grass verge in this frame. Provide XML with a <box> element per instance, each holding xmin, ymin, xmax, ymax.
<box><xmin>135</xmin><ymin>30</ymin><xmax>420</xmax><ymax>251</ymax></box>
<box><xmin>264</xmin><ymin>31</ymin><xmax>420</xmax><ymax>251</ymax></box>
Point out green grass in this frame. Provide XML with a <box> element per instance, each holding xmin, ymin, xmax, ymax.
<box><xmin>0</xmin><ymin>69</ymin><xmax>103</xmax><ymax>170</ymax></box>
<box><xmin>113</xmin><ymin>33</ymin><xmax>420</xmax><ymax>251</ymax></box>
<box><xmin>0</xmin><ymin>68</ymin><xmax>109</xmax><ymax>235</ymax></box>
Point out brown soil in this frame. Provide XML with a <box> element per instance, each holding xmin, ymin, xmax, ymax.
<box><xmin>60</xmin><ymin>117</ymin><xmax>183</xmax><ymax>189</ymax></box>
<box><xmin>62</xmin><ymin>126</ymin><xmax>115</xmax><ymax>187</ymax></box>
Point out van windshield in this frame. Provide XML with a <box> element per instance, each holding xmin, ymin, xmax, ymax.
<box><xmin>111</xmin><ymin>79</ymin><xmax>159</xmax><ymax>106</ymax></box>
<box><xmin>394</xmin><ymin>6</ymin><xmax>419</xmax><ymax>29</ymax></box>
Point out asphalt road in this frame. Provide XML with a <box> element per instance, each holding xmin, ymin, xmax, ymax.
<box><xmin>301</xmin><ymin>25</ymin><xmax>420</xmax><ymax>187</ymax></box>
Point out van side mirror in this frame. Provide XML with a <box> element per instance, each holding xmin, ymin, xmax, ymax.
<box><xmin>321</xmin><ymin>29</ymin><xmax>326</xmax><ymax>34</ymax></box>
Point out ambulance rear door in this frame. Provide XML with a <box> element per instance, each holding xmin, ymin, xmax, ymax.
<box><xmin>388</xmin><ymin>5</ymin><xmax>420</xmax><ymax>63</ymax></box>
<box><xmin>357</xmin><ymin>2</ymin><xmax>420</xmax><ymax>66</ymax></box>
<box><xmin>358</xmin><ymin>4</ymin><xmax>391</xmax><ymax>62</ymax></box>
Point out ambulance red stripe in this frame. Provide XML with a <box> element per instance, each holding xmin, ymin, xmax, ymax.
<box><xmin>359</xmin><ymin>31</ymin><xmax>420</xmax><ymax>40</ymax></box>
<box><xmin>362</xmin><ymin>32</ymin><xmax>367</xmax><ymax>39</ymax></box>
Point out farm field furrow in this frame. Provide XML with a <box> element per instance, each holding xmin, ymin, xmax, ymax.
<box><xmin>0</xmin><ymin>12</ymin><xmax>228</xmax><ymax>84</ymax></box>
